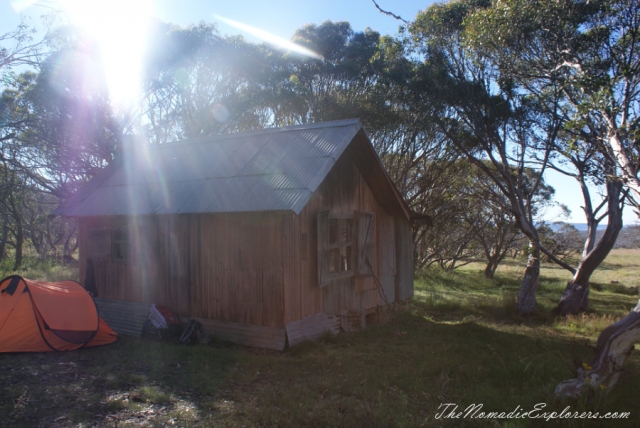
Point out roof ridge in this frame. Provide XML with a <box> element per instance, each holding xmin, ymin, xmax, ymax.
<box><xmin>155</xmin><ymin>118</ymin><xmax>362</xmax><ymax>149</ymax></box>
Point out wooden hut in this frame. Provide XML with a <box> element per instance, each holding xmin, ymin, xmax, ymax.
<box><xmin>54</xmin><ymin>119</ymin><xmax>413</xmax><ymax>350</ymax></box>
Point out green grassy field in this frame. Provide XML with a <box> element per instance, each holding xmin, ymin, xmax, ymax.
<box><xmin>1</xmin><ymin>250</ymin><xmax>639</xmax><ymax>427</ymax></box>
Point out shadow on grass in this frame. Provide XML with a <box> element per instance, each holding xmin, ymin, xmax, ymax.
<box><xmin>248</xmin><ymin>311</ymin><xmax>639</xmax><ymax>428</ymax></box>
<box><xmin>2</xmin><ymin>260</ymin><xmax>639</xmax><ymax>427</ymax></box>
<box><xmin>1</xmin><ymin>311</ymin><xmax>638</xmax><ymax>427</ymax></box>
<box><xmin>0</xmin><ymin>338</ymin><xmax>241</xmax><ymax>427</ymax></box>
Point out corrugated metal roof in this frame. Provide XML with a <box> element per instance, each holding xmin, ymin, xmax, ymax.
<box><xmin>55</xmin><ymin>119</ymin><xmax>363</xmax><ymax>216</ymax></box>
<box><xmin>94</xmin><ymin>298</ymin><xmax>149</xmax><ymax>337</ymax></box>
<box><xmin>194</xmin><ymin>317</ymin><xmax>286</xmax><ymax>350</ymax></box>
<box><xmin>285</xmin><ymin>313</ymin><xmax>341</xmax><ymax>347</ymax></box>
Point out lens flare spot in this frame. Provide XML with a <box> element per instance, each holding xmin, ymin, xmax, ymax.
<box><xmin>212</xmin><ymin>103</ymin><xmax>229</xmax><ymax>122</ymax></box>
<box><xmin>46</xmin><ymin>50</ymin><xmax>105</xmax><ymax>98</ymax></box>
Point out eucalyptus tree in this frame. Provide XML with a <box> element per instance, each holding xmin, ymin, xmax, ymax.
<box><xmin>1</xmin><ymin>72</ymin><xmax>38</xmax><ymax>268</ymax></box>
<box><xmin>1</xmin><ymin>21</ymin><xmax>44</xmax><ymax>83</ymax></box>
<box><xmin>463</xmin><ymin>163</ymin><xmax>532</xmax><ymax>279</ymax></box>
<box><xmin>461</xmin><ymin>0</ymin><xmax>640</xmax><ymax>394</ymax></box>
<box><xmin>20</xmin><ymin>49</ymin><xmax>120</xmax><ymax>198</ymax></box>
<box><xmin>410</xmin><ymin>160</ymin><xmax>534</xmax><ymax>276</ymax></box>
<box><xmin>411</xmin><ymin>159</ymin><xmax>484</xmax><ymax>271</ymax></box>
<box><xmin>551</xmin><ymin>142</ymin><xmax>625</xmax><ymax>314</ymax></box>
<box><xmin>464</xmin><ymin>0</ymin><xmax>633</xmax><ymax>316</ymax></box>
<box><xmin>139</xmin><ymin>22</ymin><xmax>274</xmax><ymax>142</ymax></box>
<box><xmin>409</xmin><ymin>0</ymin><xmax>563</xmax><ymax>314</ymax></box>
<box><xmin>138</xmin><ymin>20</ymin><xmax>392</xmax><ymax>139</ymax></box>
<box><xmin>284</xmin><ymin>21</ymin><xmax>389</xmax><ymax>125</ymax></box>
<box><xmin>0</xmin><ymin>31</ymin><xmax>118</xmax><ymax>267</ymax></box>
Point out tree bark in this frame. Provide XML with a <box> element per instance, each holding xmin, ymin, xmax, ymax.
<box><xmin>555</xmin><ymin>299</ymin><xmax>640</xmax><ymax>398</ymax></box>
<box><xmin>517</xmin><ymin>239</ymin><xmax>540</xmax><ymax>315</ymax></box>
<box><xmin>484</xmin><ymin>251</ymin><xmax>507</xmax><ymax>279</ymax></box>
<box><xmin>7</xmin><ymin>192</ymin><xmax>23</xmax><ymax>271</ymax></box>
<box><xmin>13</xmin><ymin>218</ymin><xmax>23</xmax><ymax>271</ymax></box>
<box><xmin>555</xmin><ymin>179</ymin><xmax>624</xmax><ymax>315</ymax></box>
<box><xmin>484</xmin><ymin>261</ymin><xmax>496</xmax><ymax>278</ymax></box>
<box><xmin>0</xmin><ymin>221</ymin><xmax>7</xmax><ymax>261</ymax></box>
<box><xmin>608</xmin><ymin>132</ymin><xmax>640</xmax><ymax>204</ymax></box>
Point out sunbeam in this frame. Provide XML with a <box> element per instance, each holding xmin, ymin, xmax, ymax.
<box><xmin>10</xmin><ymin>0</ymin><xmax>37</xmax><ymax>13</ymax></box>
<box><xmin>58</xmin><ymin>0</ymin><xmax>153</xmax><ymax>110</ymax></box>
<box><xmin>214</xmin><ymin>15</ymin><xmax>323</xmax><ymax>60</ymax></box>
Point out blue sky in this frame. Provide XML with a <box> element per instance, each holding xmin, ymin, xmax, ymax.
<box><xmin>1</xmin><ymin>0</ymin><xmax>638</xmax><ymax>226</ymax></box>
<box><xmin>1</xmin><ymin>0</ymin><xmax>425</xmax><ymax>40</ymax></box>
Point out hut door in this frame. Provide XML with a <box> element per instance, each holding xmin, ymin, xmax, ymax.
<box><xmin>164</xmin><ymin>216</ymin><xmax>190</xmax><ymax>315</ymax></box>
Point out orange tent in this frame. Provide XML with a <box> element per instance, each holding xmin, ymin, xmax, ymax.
<box><xmin>0</xmin><ymin>275</ymin><xmax>117</xmax><ymax>352</ymax></box>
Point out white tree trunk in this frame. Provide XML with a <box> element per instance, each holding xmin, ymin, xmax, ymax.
<box><xmin>555</xmin><ymin>299</ymin><xmax>640</xmax><ymax>398</ymax></box>
<box><xmin>517</xmin><ymin>239</ymin><xmax>540</xmax><ymax>315</ymax></box>
<box><xmin>608</xmin><ymin>133</ymin><xmax>640</xmax><ymax>204</ymax></box>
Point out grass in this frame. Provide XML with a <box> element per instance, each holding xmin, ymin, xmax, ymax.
<box><xmin>0</xmin><ymin>255</ymin><xmax>79</xmax><ymax>283</ymax></box>
<box><xmin>1</xmin><ymin>250</ymin><xmax>639</xmax><ymax>427</ymax></box>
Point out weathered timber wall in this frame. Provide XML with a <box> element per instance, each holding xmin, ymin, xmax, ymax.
<box><xmin>285</xmin><ymin>148</ymin><xmax>408</xmax><ymax>323</ymax></box>
<box><xmin>79</xmin><ymin>212</ymin><xmax>286</xmax><ymax>328</ymax></box>
<box><xmin>78</xmin><ymin>138</ymin><xmax>413</xmax><ymax>332</ymax></box>
<box><xmin>395</xmin><ymin>216</ymin><xmax>414</xmax><ymax>301</ymax></box>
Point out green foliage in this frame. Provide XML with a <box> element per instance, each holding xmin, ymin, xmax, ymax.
<box><xmin>465</xmin><ymin>0</ymin><xmax>640</xmax><ymax>202</ymax></box>
<box><xmin>0</xmin><ymin>255</ymin><xmax>78</xmax><ymax>282</ymax></box>
<box><xmin>538</xmin><ymin>222</ymin><xmax>583</xmax><ymax>261</ymax></box>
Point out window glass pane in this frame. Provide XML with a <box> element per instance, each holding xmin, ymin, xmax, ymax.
<box><xmin>329</xmin><ymin>219</ymin><xmax>338</xmax><ymax>245</ymax></box>
<box><xmin>344</xmin><ymin>219</ymin><xmax>353</xmax><ymax>243</ymax></box>
<box><xmin>114</xmin><ymin>243</ymin><xmax>129</xmax><ymax>260</ymax></box>
<box><xmin>113</xmin><ymin>226</ymin><xmax>130</xmax><ymax>261</ymax></box>
<box><xmin>113</xmin><ymin>226</ymin><xmax>129</xmax><ymax>242</ymax></box>
<box><xmin>341</xmin><ymin>245</ymin><xmax>352</xmax><ymax>271</ymax></box>
<box><xmin>329</xmin><ymin>248</ymin><xmax>339</xmax><ymax>273</ymax></box>
<box><xmin>88</xmin><ymin>231</ymin><xmax>110</xmax><ymax>257</ymax></box>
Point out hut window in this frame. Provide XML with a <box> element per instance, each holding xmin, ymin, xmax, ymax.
<box><xmin>87</xmin><ymin>230</ymin><xmax>110</xmax><ymax>258</ymax></box>
<box><xmin>328</xmin><ymin>218</ymin><xmax>353</xmax><ymax>273</ymax></box>
<box><xmin>318</xmin><ymin>211</ymin><xmax>360</xmax><ymax>287</ymax></box>
<box><xmin>112</xmin><ymin>226</ymin><xmax>130</xmax><ymax>262</ymax></box>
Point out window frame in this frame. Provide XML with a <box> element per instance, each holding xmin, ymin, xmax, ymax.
<box><xmin>327</xmin><ymin>214</ymin><xmax>355</xmax><ymax>278</ymax></box>
<box><xmin>111</xmin><ymin>224</ymin><xmax>131</xmax><ymax>263</ymax></box>
<box><xmin>318</xmin><ymin>210</ymin><xmax>375</xmax><ymax>287</ymax></box>
<box><xmin>86</xmin><ymin>227</ymin><xmax>111</xmax><ymax>260</ymax></box>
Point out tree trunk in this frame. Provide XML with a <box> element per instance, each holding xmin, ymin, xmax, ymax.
<box><xmin>485</xmin><ymin>248</ymin><xmax>509</xmax><ymax>279</ymax></box>
<box><xmin>517</xmin><ymin>239</ymin><xmax>540</xmax><ymax>315</ymax></box>
<box><xmin>577</xmin><ymin>172</ymin><xmax>598</xmax><ymax>258</ymax></box>
<box><xmin>484</xmin><ymin>261</ymin><xmax>496</xmax><ymax>278</ymax></box>
<box><xmin>555</xmin><ymin>179</ymin><xmax>623</xmax><ymax>315</ymax></box>
<box><xmin>555</xmin><ymin>299</ymin><xmax>640</xmax><ymax>398</ymax></box>
<box><xmin>608</xmin><ymin>132</ymin><xmax>640</xmax><ymax>204</ymax></box>
<box><xmin>556</xmin><ymin>277</ymin><xmax>591</xmax><ymax>315</ymax></box>
<box><xmin>0</xmin><ymin>221</ymin><xmax>8</xmax><ymax>261</ymax></box>
<box><xmin>13</xmin><ymin>218</ymin><xmax>23</xmax><ymax>271</ymax></box>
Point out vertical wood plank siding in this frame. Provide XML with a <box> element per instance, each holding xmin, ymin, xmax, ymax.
<box><xmin>79</xmin><ymin>212</ymin><xmax>286</xmax><ymax>328</ymax></box>
<box><xmin>78</xmin><ymin>144</ymin><xmax>413</xmax><ymax>331</ymax></box>
<box><xmin>289</xmin><ymin>149</ymin><xmax>411</xmax><ymax>321</ymax></box>
<box><xmin>394</xmin><ymin>216</ymin><xmax>414</xmax><ymax>301</ymax></box>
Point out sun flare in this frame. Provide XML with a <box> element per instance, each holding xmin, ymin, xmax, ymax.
<box><xmin>213</xmin><ymin>15</ymin><xmax>323</xmax><ymax>60</ymax></box>
<box><xmin>59</xmin><ymin>0</ymin><xmax>153</xmax><ymax>110</ymax></box>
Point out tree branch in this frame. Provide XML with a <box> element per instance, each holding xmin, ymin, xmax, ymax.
<box><xmin>370</xmin><ymin>0</ymin><xmax>408</xmax><ymax>24</ymax></box>
<box><xmin>540</xmin><ymin>245</ymin><xmax>577</xmax><ymax>274</ymax></box>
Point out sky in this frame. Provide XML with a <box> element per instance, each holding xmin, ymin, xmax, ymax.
<box><xmin>1</xmin><ymin>0</ymin><xmax>638</xmax><ymax>226</ymax></box>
